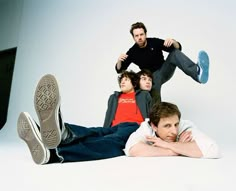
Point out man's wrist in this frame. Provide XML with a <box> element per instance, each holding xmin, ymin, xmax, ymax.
<box><xmin>116</xmin><ymin>61</ymin><xmax>122</xmax><ymax>70</ymax></box>
<box><xmin>173</xmin><ymin>40</ymin><xmax>180</xmax><ymax>49</ymax></box>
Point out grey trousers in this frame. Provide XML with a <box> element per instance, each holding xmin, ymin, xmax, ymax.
<box><xmin>152</xmin><ymin>49</ymin><xmax>199</xmax><ymax>102</ymax></box>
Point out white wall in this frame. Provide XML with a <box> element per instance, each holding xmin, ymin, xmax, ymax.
<box><xmin>0</xmin><ymin>0</ymin><xmax>23</xmax><ymax>50</ymax></box>
<box><xmin>0</xmin><ymin>0</ymin><xmax>235</xmax><ymax>148</ymax></box>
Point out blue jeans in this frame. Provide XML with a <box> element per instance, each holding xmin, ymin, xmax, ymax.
<box><xmin>55</xmin><ymin>122</ymin><xmax>139</xmax><ymax>163</ymax></box>
<box><xmin>152</xmin><ymin>49</ymin><xmax>199</xmax><ymax>102</ymax></box>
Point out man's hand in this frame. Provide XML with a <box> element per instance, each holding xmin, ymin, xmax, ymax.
<box><xmin>145</xmin><ymin>132</ymin><xmax>202</xmax><ymax>158</ymax></box>
<box><xmin>164</xmin><ymin>38</ymin><xmax>180</xmax><ymax>49</ymax></box>
<box><xmin>146</xmin><ymin>136</ymin><xmax>168</xmax><ymax>148</ymax></box>
<box><xmin>118</xmin><ymin>54</ymin><xmax>128</xmax><ymax>63</ymax></box>
<box><xmin>116</xmin><ymin>54</ymin><xmax>128</xmax><ymax>70</ymax></box>
<box><xmin>178</xmin><ymin>130</ymin><xmax>192</xmax><ymax>143</ymax></box>
<box><xmin>145</xmin><ymin>136</ymin><xmax>179</xmax><ymax>156</ymax></box>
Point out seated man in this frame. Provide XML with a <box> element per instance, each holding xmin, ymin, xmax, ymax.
<box><xmin>17</xmin><ymin>71</ymin><xmax>152</xmax><ymax>164</ymax></box>
<box><xmin>136</xmin><ymin>69</ymin><xmax>160</xmax><ymax>104</ymax></box>
<box><xmin>136</xmin><ymin>69</ymin><xmax>153</xmax><ymax>92</ymax></box>
<box><xmin>124</xmin><ymin>102</ymin><xmax>221</xmax><ymax>158</ymax></box>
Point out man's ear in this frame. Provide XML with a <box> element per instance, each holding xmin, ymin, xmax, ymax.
<box><xmin>150</xmin><ymin>122</ymin><xmax>158</xmax><ymax>132</ymax></box>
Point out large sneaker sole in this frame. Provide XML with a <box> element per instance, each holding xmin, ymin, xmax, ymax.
<box><xmin>34</xmin><ymin>74</ymin><xmax>61</xmax><ymax>149</ymax></box>
<box><xmin>198</xmin><ymin>50</ymin><xmax>209</xmax><ymax>84</ymax></box>
<box><xmin>17</xmin><ymin>112</ymin><xmax>50</xmax><ymax>164</ymax></box>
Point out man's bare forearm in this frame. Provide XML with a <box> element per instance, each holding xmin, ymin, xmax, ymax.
<box><xmin>116</xmin><ymin>61</ymin><xmax>122</xmax><ymax>70</ymax></box>
<box><xmin>164</xmin><ymin>141</ymin><xmax>203</xmax><ymax>158</ymax></box>
<box><xmin>173</xmin><ymin>40</ymin><xmax>180</xmax><ymax>49</ymax></box>
<box><xmin>128</xmin><ymin>142</ymin><xmax>178</xmax><ymax>157</ymax></box>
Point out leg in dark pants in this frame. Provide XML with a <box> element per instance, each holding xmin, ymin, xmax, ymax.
<box><xmin>152</xmin><ymin>49</ymin><xmax>199</xmax><ymax>102</ymax></box>
<box><xmin>56</xmin><ymin>122</ymin><xmax>139</xmax><ymax>163</ymax></box>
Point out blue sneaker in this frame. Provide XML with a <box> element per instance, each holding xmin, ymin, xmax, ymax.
<box><xmin>197</xmin><ymin>50</ymin><xmax>209</xmax><ymax>84</ymax></box>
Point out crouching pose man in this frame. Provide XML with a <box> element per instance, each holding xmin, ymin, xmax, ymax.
<box><xmin>116</xmin><ymin>22</ymin><xmax>210</xmax><ymax>103</ymax></box>
<box><xmin>124</xmin><ymin>102</ymin><xmax>221</xmax><ymax>158</ymax></box>
<box><xmin>17</xmin><ymin>71</ymin><xmax>151</xmax><ymax>164</ymax></box>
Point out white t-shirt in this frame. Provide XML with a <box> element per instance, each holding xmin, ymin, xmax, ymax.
<box><xmin>124</xmin><ymin>119</ymin><xmax>221</xmax><ymax>158</ymax></box>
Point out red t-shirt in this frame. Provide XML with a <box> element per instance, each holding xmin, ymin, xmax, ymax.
<box><xmin>111</xmin><ymin>92</ymin><xmax>144</xmax><ymax>126</ymax></box>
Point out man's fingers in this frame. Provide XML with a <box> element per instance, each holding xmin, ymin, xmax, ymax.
<box><xmin>179</xmin><ymin>131</ymin><xmax>192</xmax><ymax>142</ymax></box>
<box><xmin>119</xmin><ymin>54</ymin><xmax>128</xmax><ymax>61</ymax></box>
<box><xmin>164</xmin><ymin>39</ymin><xmax>173</xmax><ymax>47</ymax></box>
<box><xmin>146</xmin><ymin>136</ymin><xmax>154</xmax><ymax>141</ymax></box>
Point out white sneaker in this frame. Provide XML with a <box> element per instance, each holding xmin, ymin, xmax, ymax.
<box><xmin>34</xmin><ymin>74</ymin><xmax>67</xmax><ymax>149</ymax></box>
<box><xmin>17</xmin><ymin>112</ymin><xmax>50</xmax><ymax>165</ymax></box>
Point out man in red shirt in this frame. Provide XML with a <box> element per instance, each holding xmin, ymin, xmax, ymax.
<box><xmin>17</xmin><ymin>71</ymin><xmax>152</xmax><ymax>164</ymax></box>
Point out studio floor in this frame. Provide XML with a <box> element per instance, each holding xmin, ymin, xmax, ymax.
<box><xmin>0</xmin><ymin>141</ymin><xmax>235</xmax><ymax>191</ymax></box>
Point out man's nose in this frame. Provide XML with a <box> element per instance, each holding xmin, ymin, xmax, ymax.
<box><xmin>170</xmin><ymin>126</ymin><xmax>177</xmax><ymax>135</ymax></box>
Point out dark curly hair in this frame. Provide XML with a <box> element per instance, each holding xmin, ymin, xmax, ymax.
<box><xmin>118</xmin><ymin>70</ymin><xmax>139</xmax><ymax>90</ymax></box>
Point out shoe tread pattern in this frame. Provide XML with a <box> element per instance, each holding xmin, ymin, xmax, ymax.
<box><xmin>17</xmin><ymin>112</ymin><xmax>47</xmax><ymax>164</ymax></box>
<box><xmin>34</xmin><ymin>74</ymin><xmax>61</xmax><ymax>149</ymax></box>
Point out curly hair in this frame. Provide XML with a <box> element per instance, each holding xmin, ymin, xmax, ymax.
<box><xmin>118</xmin><ymin>70</ymin><xmax>139</xmax><ymax>90</ymax></box>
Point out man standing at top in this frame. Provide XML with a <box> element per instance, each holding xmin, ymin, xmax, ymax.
<box><xmin>115</xmin><ymin>22</ymin><xmax>209</xmax><ymax>102</ymax></box>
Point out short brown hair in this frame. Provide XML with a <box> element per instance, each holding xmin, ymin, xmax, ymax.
<box><xmin>130</xmin><ymin>22</ymin><xmax>147</xmax><ymax>36</ymax></box>
<box><xmin>149</xmin><ymin>102</ymin><xmax>181</xmax><ymax>126</ymax></box>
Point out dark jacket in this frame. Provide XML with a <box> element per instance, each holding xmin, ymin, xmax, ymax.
<box><xmin>103</xmin><ymin>90</ymin><xmax>152</xmax><ymax>127</ymax></box>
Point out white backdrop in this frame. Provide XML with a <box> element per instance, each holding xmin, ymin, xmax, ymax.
<box><xmin>0</xmin><ymin>0</ymin><xmax>235</xmax><ymax>148</ymax></box>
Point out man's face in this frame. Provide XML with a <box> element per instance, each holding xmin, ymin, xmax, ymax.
<box><xmin>132</xmin><ymin>28</ymin><xmax>147</xmax><ymax>48</ymax></box>
<box><xmin>139</xmin><ymin>74</ymin><xmax>152</xmax><ymax>91</ymax></box>
<box><xmin>120</xmin><ymin>77</ymin><xmax>135</xmax><ymax>93</ymax></box>
<box><xmin>151</xmin><ymin>115</ymin><xmax>179</xmax><ymax>142</ymax></box>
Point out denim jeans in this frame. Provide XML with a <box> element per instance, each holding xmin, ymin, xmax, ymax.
<box><xmin>55</xmin><ymin>122</ymin><xmax>139</xmax><ymax>163</ymax></box>
<box><xmin>152</xmin><ymin>49</ymin><xmax>199</xmax><ymax>102</ymax></box>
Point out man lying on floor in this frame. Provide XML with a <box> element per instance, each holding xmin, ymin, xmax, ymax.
<box><xmin>17</xmin><ymin>71</ymin><xmax>152</xmax><ymax>164</ymax></box>
<box><xmin>124</xmin><ymin>102</ymin><xmax>221</xmax><ymax>158</ymax></box>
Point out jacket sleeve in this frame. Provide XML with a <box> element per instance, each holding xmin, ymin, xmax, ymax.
<box><xmin>147</xmin><ymin>92</ymin><xmax>152</xmax><ymax>115</ymax></box>
<box><xmin>144</xmin><ymin>91</ymin><xmax>152</xmax><ymax>117</ymax></box>
<box><xmin>103</xmin><ymin>94</ymin><xmax>118</xmax><ymax>127</ymax></box>
<box><xmin>103</xmin><ymin>95</ymin><xmax>113</xmax><ymax>127</ymax></box>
